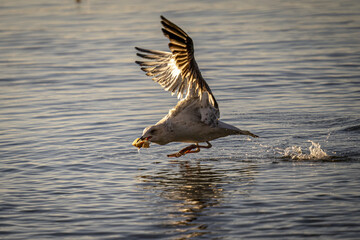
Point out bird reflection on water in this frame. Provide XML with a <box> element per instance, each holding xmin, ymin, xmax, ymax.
<box><xmin>138</xmin><ymin>159</ymin><xmax>258</xmax><ymax>239</ymax></box>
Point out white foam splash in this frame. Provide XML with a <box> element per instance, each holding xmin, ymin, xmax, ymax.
<box><xmin>283</xmin><ymin>140</ymin><xmax>328</xmax><ymax>160</ymax></box>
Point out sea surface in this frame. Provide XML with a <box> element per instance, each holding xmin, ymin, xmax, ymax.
<box><xmin>1</xmin><ymin>0</ymin><xmax>360</xmax><ymax>239</ymax></box>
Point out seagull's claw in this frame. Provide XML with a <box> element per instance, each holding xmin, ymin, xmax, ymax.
<box><xmin>167</xmin><ymin>141</ymin><xmax>212</xmax><ymax>158</ymax></box>
<box><xmin>167</xmin><ymin>144</ymin><xmax>198</xmax><ymax>158</ymax></box>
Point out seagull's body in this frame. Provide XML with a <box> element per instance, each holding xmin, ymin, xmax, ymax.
<box><xmin>134</xmin><ymin>16</ymin><xmax>257</xmax><ymax>157</ymax></box>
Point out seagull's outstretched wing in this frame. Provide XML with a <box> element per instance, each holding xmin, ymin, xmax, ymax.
<box><xmin>135</xmin><ymin>16</ymin><xmax>218</xmax><ymax>113</ymax></box>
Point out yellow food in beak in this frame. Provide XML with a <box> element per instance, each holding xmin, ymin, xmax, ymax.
<box><xmin>132</xmin><ymin>138</ymin><xmax>150</xmax><ymax>149</ymax></box>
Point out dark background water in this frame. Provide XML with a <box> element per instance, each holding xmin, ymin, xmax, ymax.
<box><xmin>1</xmin><ymin>0</ymin><xmax>360</xmax><ymax>239</ymax></box>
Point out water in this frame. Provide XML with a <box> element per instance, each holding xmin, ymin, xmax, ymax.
<box><xmin>1</xmin><ymin>0</ymin><xmax>360</xmax><ymax>239</ymax></box>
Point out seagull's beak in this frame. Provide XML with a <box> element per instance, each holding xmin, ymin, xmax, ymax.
<box><xmin>132</xmin><ymin>136</ymin><xmax>151</xmax><ymax>149</ymax></box>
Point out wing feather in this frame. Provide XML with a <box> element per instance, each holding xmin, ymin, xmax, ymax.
<box><xmin>135</xmin><ymin>16</ymin><xmax>220</xmax><ymax>125</ymax></box>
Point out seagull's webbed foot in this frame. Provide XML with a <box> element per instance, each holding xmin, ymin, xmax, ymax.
<box><xmin>167</xmin><ymin>141</ymin><xmax>212</xmax><ymax>158</ymax></box>
<box><xmin>167</xmin><ymin>144</ymin><xmax>198</xmax><ymax>158</ymax></box>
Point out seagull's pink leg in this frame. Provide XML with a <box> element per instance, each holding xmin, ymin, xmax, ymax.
<box><xmin>167</xmin><ymin>141</ymin><xmax>212</xmax><ymax>158</ymax></box>
<box><xmin>167</xmin><ymin>144</ymin><xmax>197</xmax><ymax>158</ymax></box>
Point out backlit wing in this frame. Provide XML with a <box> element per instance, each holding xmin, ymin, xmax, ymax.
<box><xmin>135</xmin><ymin>16</ymin><xmax>218</xmax><ymax>111</ymax></box>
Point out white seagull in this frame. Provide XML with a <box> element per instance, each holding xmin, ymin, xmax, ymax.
<box><xmin>133</xmin><ymin>16</ymin><xmax>258</xmax><ymax>157</ymax></box>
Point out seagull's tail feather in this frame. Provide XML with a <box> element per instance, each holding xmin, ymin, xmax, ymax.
<box><xmin>236</xmin><ymin>130</ymin><xmax>259</xmax><ymax>138</ymax></box>
<box><xmin>218</xmin><ymin>121</ymin><xmax>258</xmax><ymax>138</ymax></box>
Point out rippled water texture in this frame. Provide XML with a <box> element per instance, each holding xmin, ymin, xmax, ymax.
<box><xmin>1</xmin><ymin>0</ymin><xmax>360</xmax><ymax>239</ymax></box>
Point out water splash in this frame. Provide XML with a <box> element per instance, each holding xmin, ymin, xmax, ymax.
<box><xmin>283</xmin><ymin>140</ymin><xmax>328</xmax><ymax>160</ymax></box>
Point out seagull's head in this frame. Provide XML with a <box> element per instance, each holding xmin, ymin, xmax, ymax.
<box><xmin>141</xmin><ymin>124</ymin><xmax>168</xmax><ymax>145</ymax></box>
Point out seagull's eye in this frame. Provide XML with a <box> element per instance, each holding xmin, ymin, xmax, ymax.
<box><xmin>150</xmin><ymin>129</ymin><xmax>157</xmax><ymax>135</ymax></box>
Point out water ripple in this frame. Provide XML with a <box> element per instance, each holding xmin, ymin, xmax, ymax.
<box><xmin>1</xmin><ymin>0</ymin><xmax>360</xmax><ymax>239</ymax></box>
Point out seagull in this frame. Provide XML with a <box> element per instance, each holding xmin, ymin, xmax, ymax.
<box><xmin>133</xmin><ymin>16</ymin><xmax>258</xmax><ymax>158</ymax></box>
